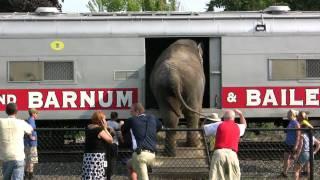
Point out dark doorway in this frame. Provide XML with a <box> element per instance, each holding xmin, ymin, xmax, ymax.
<box><xmin>145</xmin><ymin>37</ymin><xmax>210</xmax><ymax>109</ymax></box>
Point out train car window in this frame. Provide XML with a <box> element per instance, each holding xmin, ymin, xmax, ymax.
<box><xmin>8</xmin><ymin>61</ymin><xmax>43</xmax><ymax>82</ymax></box>
<box><xmin>270</xmin><ymin>59</ymin><xmax>320</xmax><ymax>80</ymax></box>
<box><xmin>306</xmin><ymin>60</ymin><xmax>320</xmax><ymax>78</ymax></box>
<box><xmin>44</xmin><ymin>62</ymin><xmax>74</xmax><ymax>81</ymax></box>
<box><xmin>114</xmin><ymin>70</ymin><xmax>139</xmax><ymax>80</ymax></box>
<box><xmin>8</xmin><ymin>61</ymin><xmax>74</xmax><ymax>82</ymax></box>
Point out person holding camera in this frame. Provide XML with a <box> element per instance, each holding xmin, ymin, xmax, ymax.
<box><xmin>81</xmin><ymin>111</ymin><xmax>113</xmax><ymax>180</ymax></box>
<box><xmin>123</xmin><ymin>103</ymin><xmax>162</xmax><ymax>180</ymax></box>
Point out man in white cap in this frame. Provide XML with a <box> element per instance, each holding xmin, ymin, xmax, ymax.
<box><xmin>203</xmin><ymin>109</ymin><xmax>246</xmax><ymax>180</ymax></box>
<box><xmin>204</xmin><ymin>113</ymin><xmax>221</xmax><ymax>151</ymax></box>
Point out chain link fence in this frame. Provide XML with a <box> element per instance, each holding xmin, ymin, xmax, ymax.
<box><xmin>237</xmin><ymin>128</ymin><xmax>320</xmax><ymax>180</ymax></box>
<box><xmin>1</xmin><ymin>127</ymin><xmax>320</xmax><ymax>179</ymax></box>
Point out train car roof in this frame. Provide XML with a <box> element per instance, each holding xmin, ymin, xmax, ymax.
<box><xmin>1</xmin><ymin>11</ymin><xmax>320</xmax><ymax>36</ymax></box>
<box><xmin>1</xmin><ymin>11</ymin><xmax>320</xmax><ymax>20</ymax></box>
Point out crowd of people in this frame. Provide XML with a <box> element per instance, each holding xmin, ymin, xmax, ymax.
<box><xmin>0</xmin><ymin>102</ymin><xmax>319</xmax><ymax>180</ymax></box>
<box><xmin>203</xmin><ymin>109</ymin><xmax>320</xmax><ymax>180</ymax></box>
<box><xmin>0</xmin><ymin>103</ymin><xmax>39</xmax><ymax>180</ymax></box>
<box><xmin>81</xmin><ymin>103</ymin><xmax>162</xmax><ymax>180</ymax></box>
<box><xmin>281</xmin><ymin>109</ymin><xmax>320</xmax><ymax>180</ymax></box>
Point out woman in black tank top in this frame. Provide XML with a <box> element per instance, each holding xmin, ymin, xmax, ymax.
<box><xmin>82</xmin><ymin>111</ymin><xmax>113</xmax><ymax>180</ymax></box>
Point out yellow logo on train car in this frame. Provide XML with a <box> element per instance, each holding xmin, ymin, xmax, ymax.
<box><xmin>50</xmin><ymin>40</ymin><xmax>65</xmax><ymax>51</ymax></box>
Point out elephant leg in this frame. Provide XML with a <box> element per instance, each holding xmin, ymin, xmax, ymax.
<box><xmin>162</xmin><ymin>109</ymin><xmax>179</xmax><ymax>157</ymax></box>
<box><xmin>184</xmin><ymin>110</ymin><xmax>200</xmax><ymax>147</ymax></box>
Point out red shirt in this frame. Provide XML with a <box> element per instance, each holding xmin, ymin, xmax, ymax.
<box><xmin>214</xmin><ymin>120</ymin><xmax>240</xmax><ymax>152</ymax></box>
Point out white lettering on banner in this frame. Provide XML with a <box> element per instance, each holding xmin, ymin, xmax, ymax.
<box><xmin>0</xmin><ymin>94</ymin><xmax>17</xmax><ymax>105</ymax></box>
<box><xmin>0</xmin><ymin>95</ymin><xmax>4</xmax><ymax>105</ymax></box>
<box><xmin>281</xmin><ymin>89</ymin><xmax>287</xmax><ymax>106</ymax></box>
<box><xmin>244</xmin><ymin>88</ymin><xmax>320</xmax><ymax>107</ymax></box>
<box><xmin>262</xmin><ymin>89</ymin><xmax>278</xmax><ymax>106</ymax></box>
<box><xmin>289</xmin><ymin>89</ymin><xmax>303</xmax><ymax>106</ymax></box>
<box><xmin>29</xmin><ymin>92</ymin><xmax>43</xmax><ymax>108</ymax></box>
<box><xmin>44</xmin><ymin>91</ymin><xmax>60</xmax><ymax>108</ymax></box>
<box><xmin>63</xmin><ymin>91</ymin><xmax>77</xmax><ymax>108</ymax></box>
<box><xmin>99</xmin><ymin>91</ymin><xmax>113</xmax><ymax>108</ymax></box>
<box><xmin>117</xmin><ymin>91</ymin><xmax>132</xmax><ymax>107</ymax></box>
<box><xmin>27</xmin><ymin>89</ymin><xmax>134</xmax><ymax>109</ymax></box>
<box><xmin>305</xmin><ymin>89</ymin><xmax>319</xmax><ymax>106</ymax></box>
<box><xmin>80</xmin><ymin>91</ymin><xmax>95</xmax><ymax>108</ymax></box>
<box><xmin>8</xmin><ymin>95</ymin><xmax>16</xmax><ymax>103</ymax></box>
<box><xmin>246</xmin><ymin>90</ymin><xmax>261</xmax><ymax>106</ymax></box>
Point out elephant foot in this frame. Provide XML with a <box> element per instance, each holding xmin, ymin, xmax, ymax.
<box><xmin>164</xmin><ymin>149</ymin><xmax>176</xmax><ymax>157</ymax></box>
<box><xmin>187</xmin><ymin>132</ymin><xmax>200</xmax><ymax>147</ymax></box>
<box><xmin>164</xmin><ymin>145</ymin><xmax>176</xmax><ymax>157</ymax></box>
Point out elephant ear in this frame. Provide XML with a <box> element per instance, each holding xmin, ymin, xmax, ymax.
<box><xmin>197</xmin><ymin>43</ymin><xmax>203</xmax><ymax>57</ymax></box>
<box><xmin>198</xmin><ymin>43</ymin><xmax>203</xmax><ymax>64</ymax></box>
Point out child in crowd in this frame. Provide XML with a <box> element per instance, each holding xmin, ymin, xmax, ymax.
<box><xmin>294</xmin><ymin>120</ymin><xmax>320</xmax><ymax>180</ymax></box>
<box><xmin>24</xmin><ymin>108</ymin><xmax>39</xmax><ymax>180</ymax></box>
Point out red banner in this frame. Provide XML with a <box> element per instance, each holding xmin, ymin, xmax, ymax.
<box><xmin>0</xmin><ymin>88</ymin><xmax>138</xmax><ymax>111</ymax></box>
<box><xmin>222</xmin><ymin>87</ymin><xmax>320</xmax><ymax>108</ymax></box>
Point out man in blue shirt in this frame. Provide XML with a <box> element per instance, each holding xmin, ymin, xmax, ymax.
<box><xmin>123</xmin><ymin>103</ymin><xmax>162</xmax><ymax>180</ymax></box>
<box><xmin>24</xmin><ymin>108</ymin><xmax>38</xmax><ymax>180</ymax></box>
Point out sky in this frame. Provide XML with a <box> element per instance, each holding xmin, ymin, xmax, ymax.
<box><xmin>60</xmin><ymin>0</ymin><xmax>211</xmax><ymax>13</ymax></box>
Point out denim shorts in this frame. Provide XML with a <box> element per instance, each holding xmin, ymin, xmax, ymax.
<box><xmin>2</xmin><ymin>160</ymin><xmax>25</xmax><ymax>180</ymax></box>
<box><xmin>297</xmin><ymin>151</ymin><xmax>310</xmax><ymax>166</ymax></box>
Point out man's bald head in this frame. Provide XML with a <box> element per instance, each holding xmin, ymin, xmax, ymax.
<box><xmin>223</xmin><ymin>110</ymin><xmax>236</xmax><ymax>120</ymax></box>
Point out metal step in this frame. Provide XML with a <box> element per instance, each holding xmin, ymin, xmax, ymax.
<box><xmin>157</xmin><ymin>147</ymin><xmax>207</xmax><ymax>157</ymax></box>
<box><xmin>153</xmin><ymin>157</ymin><xmax>208</xmax><ymax>168</ymax></box>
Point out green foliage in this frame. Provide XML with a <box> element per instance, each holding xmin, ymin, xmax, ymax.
<box><xmin>207</xmin><ymin>0</ymin><xmax>320</xmax><ymax>11</ymax></box>
<box><xmin>88</xmin><ymin>0</ymin><xmax>176</xmax><ymax>12</ymax></box>
<box><xmin>127</xmin><ymin>0</ymin><xmax>141</xmax><ymax>11</ymax></box>
<box><xmin>87</xmin><ymin>0</ymin><xmax>105</xmax><ymax>12</ymax></box>
<box><xmin>106</xmin><ymin>0</ymin><xmax>126</xmax><ymax>11</ymax></box>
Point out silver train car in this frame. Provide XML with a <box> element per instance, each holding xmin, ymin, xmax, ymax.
<box><xmin>1</xmin><ymin>7</ymin><xmax>320</xmax><ymax>121</ymax></box>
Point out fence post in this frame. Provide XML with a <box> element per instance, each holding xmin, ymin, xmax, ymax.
<box><xmin>308</xmin><ymin>128</ymin><xmax>314</xmax><ymax>180</ymax></box>
<box><xmin>201</xmin><ymin>128</ymin><xmax>211</xmax><ymax>166</ymax></box>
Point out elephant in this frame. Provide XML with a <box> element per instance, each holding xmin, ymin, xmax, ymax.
<box><xmin>150</xmin><ymin>39</ymin><xmax>205</xmax><ymax>156</ymax></box>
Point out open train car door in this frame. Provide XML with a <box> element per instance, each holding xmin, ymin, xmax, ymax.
<box><xmin>209</xmin><ymin>37</ymin><xmax>222</xmax><ymax>109</ymax></box>
<box><xmin>145</xmin><ymin>37</ymin><xmax>210</xmax><ymax>111</ymax></box>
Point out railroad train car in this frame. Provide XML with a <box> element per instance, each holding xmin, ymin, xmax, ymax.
<box><xmin>1</xmin><ymin>7</ymin><xmax>320</xmax><ymax>122</ymax></box>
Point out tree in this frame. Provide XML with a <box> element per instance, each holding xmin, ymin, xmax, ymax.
<box><xmin>0</xmin><ymin>0</ymin><xmax>62</xmax><ymax>12</ymax></box>
<box><xmin>87</xmin><ymin>0</ymin><xmax>104</xmax><ymax>12</ymax></box>
<box><xmin>87</xmin><ymin>0</ymin><xmax>176</xmax><ymax>12</ymax></box>
<box><xmin>127</xmin><ymin>0</ymin><xmax>140</xmax><ymax>11</ymax></box>
<box><xmin>207</xmin><ymin>0</ymin><xmax>320</xmax><ymax>11</ymax></box>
